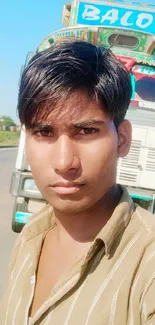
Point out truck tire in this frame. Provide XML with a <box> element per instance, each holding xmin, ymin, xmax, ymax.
<box><xmin>12</xmin><ymin>197</ymin><xmax>28</xmax><ymax>233</ymax></box>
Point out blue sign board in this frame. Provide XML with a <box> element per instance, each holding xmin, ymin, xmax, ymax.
<box><xmin>77</xmin><ymin>2</ymin><xmax>155</xmax><ymax>35</ymax></box>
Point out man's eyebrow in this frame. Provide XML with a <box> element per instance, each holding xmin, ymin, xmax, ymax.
<box><xmin>73</xmin><ymin>119</ymin><xmax>106</xmax><ymax>127</ymax></box>
<box><xmin>28</xmin><ymin>120</ymin><xmax>106</xmax><ymax>130</ymax></box>
<box><xmin>29</xmin><ymin>123</ymin><xmax>53</xmax><ymax>130</ymax></box>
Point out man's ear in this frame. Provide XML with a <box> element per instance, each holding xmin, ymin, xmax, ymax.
<box><xmin>117</xmin><ymin>120</ymin><xmax>132</xmax><ymax>158</ymax></box>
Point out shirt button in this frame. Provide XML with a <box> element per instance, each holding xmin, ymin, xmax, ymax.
<box><xmin>30</xmin><ymin>275</ymin><xmax>35</xmax><ymax>285</ymax></box>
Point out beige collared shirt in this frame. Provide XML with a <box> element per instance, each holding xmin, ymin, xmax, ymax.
<box><xmin>1</xmin><ymin>186</ymin><xmax>155</xmax><ymax>325</ymax></box>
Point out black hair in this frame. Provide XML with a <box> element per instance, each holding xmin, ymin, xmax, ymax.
<box><xmin>17</xmin><ymin>40</ymin><xmax>132</xmax><ymax>128</ymax></box>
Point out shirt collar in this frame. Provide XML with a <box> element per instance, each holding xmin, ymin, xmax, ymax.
<box><xmin>97</xmin><ymin>186</ymin><xmax>134</xmax><ymax>256</ymax></box>
<box><xmin>23</xmin><ymin>186</ymin><xmax>134</xmax><ymax>254</ymax></box>
<box><xmin>22</xmin><ymin>204</ymin><xmax>55</xmax><ymax>241</ymax></box>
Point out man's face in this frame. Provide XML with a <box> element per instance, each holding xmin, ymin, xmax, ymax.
<box><xmin>25</xmin><ymin>91</ymin><xmax>131</xmax><ymax>214</ymax></box>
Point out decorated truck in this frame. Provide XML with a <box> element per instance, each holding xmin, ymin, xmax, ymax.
<box><xmin>10</xmin><ymin>0</ymin><xmax>155</xmax><ymax>232</ymax></box>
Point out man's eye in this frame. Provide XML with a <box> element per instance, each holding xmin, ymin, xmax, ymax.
<box><xmin>34</xmin><ymin>130</ymin><xmax>54</xmax><ymax>137</ymax></box>
<box><xmin>79</xmin><ymin>128</ymin><xmax>98</xmax><ymax>135</ymax></box>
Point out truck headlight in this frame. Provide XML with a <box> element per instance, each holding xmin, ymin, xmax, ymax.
<box><xmin>23</xmin><ymin>179</ymin><xmax>40</xmax><ymax>195</ymax></box>
<box><xmin>10</xmin><ymin>171</ymin><xmax>43</xmax><ymax>199</ymax></box>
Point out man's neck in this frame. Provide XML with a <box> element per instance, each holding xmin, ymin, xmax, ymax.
<box><xmin>54</xmin><ymin>185</ymin><xmax>121</xmax><ymax>245</ymax></box>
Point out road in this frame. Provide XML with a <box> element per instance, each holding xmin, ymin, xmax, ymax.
<box><xmin>0</xmin><ymin>148</ymin><xmax>18</xmax><ymax>298</ymax></box>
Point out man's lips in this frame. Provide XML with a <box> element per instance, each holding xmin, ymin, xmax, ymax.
<box><xmin>51</xmin><ymin>182</ymin><xmax>85</xmax><ymax>195</ymax></box>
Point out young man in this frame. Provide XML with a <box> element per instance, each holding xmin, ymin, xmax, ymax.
<box><xmin>1</xmin><ymin>41</ymin><xmax>155</xmax><ymax>325</ymax></box>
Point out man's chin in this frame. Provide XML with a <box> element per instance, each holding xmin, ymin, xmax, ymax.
<box><xmin>47</xmin><ymin>197</ymin><xmax>91</xmax><ymax>215</ymax></box>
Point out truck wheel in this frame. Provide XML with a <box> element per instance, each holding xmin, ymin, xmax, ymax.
<box><xmin>12</xmin><ymin>197</ymin><xmax>28</xmax><ymax>233</ymax></box>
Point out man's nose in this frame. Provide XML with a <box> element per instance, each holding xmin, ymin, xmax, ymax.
<box><xmin>52</xmin><ymin>135</ymin><xmax>81</xmax><ymax>174</ymax></box>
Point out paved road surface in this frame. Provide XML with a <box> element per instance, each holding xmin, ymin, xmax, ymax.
<box><xmin>0</xmin><ymin>148</ymin><xmax>18</xmax><ymax>298</ymax></box>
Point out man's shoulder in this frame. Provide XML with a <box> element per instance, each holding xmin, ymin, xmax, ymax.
<box><xmin>8</xmin><ymin>204</ymin><xmax>54</xmax><ymax>275</ymax></box>
<box><xmin>11</xmin><ymin>204</ymin><xmax>53</xmax><ymax>253</ymax></box>
<box><xmin>132</xmin><ymin>204</ymin><xmax>155</xmax><ymax>235</ymax></box>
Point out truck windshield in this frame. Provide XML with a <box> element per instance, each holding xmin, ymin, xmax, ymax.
<box><xmin>135</xmin><ymin>75</ymin><xmax>155</xmax><ymax>102</ymax></box>
<box><xmin>131</xmin><ymin>64</ymin><xmax>155</xmax><ymax>103</ymax></box>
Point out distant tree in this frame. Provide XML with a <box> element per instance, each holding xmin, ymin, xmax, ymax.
<box><xmin>0</xmin><ymin>116</ymin><xmax>16</xmax><ymax>127</ymax></box>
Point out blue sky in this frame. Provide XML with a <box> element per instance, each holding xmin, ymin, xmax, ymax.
<box><xmin>0</xmin><ymin>0</ymin><xmax>70</xmax><ymax>122</ymax></box>
<box><xmin>0</xmin><ymin>0</ymin><xmax>154</xmax><ymax>122</ymax></box>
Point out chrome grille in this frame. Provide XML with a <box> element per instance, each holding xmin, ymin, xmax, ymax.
<box><xmin>146</xmin><ymin>148</ymin><xmax>155</xmax><ymax>172</ymax></box>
